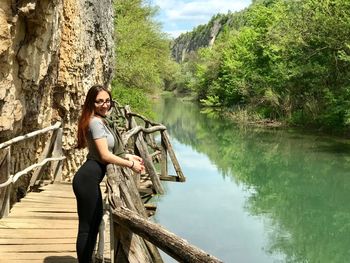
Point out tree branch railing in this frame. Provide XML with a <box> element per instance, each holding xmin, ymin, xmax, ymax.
<box><xmin>106</xmin><ymin>163</ymin><xmax>223</xmax><ymax>263</ymax></box>
<box><xmin>98</xmin><ymin>105</ymin><xmax>223</xmax><ymax>262</ymax></box>
<box><xmin>0</xmin><ymin>122</ymin><xmax>65</xmax><ymax>218</ymax></box>
<box><xmin>113</xmin><ymin>104</ymin><xmax>185</xmax><ymax>188</ymax></box>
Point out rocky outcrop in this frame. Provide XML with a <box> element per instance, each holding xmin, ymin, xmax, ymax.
<box><xmin>171</xmin><ymin>17</ymin><xmax>223</xmax><ymax>63</ymax></box>
<box><xmin>171</xmin><ymin>12</ymin><xmax>242</xmax><ymax>63</ymax></box>
<box><xmin>0</xmin><ymin>0</ymin><xmax>115</xmax><ymax>187</ymax></box>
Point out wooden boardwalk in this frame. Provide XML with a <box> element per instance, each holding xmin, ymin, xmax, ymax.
<box><xmin>0</xmin><ymin>183</ymin><xmax>79</xmax><ymax>263</ymax></box>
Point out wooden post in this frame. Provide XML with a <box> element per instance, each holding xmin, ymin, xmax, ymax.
<box><xmin>27</xmin><ymin>129</ymin><xmax>58</xmax><ymax>191</ymax></box>
<box><xmin>0</xmin><ymin>147</ymin><xmax>11</xmax><ymax>218</ymax></box>
<box><xmin>160</xmin><ymin>133</ymin><xmax>168</xmax><ymax>178</ymax></box>
<box><xmin>125</xmin><ymin>106</ymin><xmax>164</xmax><ymax>194</ymax></box>
<box><xmin>161</xmin><ymin>131</ymin><xmax>186</xmax><ymax>182</ymax></box>
<box><xmin>136</xmin><ymin>138</ymin><xmax>164</xmax><ymax>194</ymax></box>
<box><xmin>144</xmin><ymin>123</ymin><xmax>158</xmax><ymax>150</ymax></box>
<box><xmin>109</xmin><ymin>206</ymin><xmax>116</xmax><ymax>263</ymax></box>
<box><xmin>52</xmin><ymin>128</ymin><xmax>63</xmax><ymax>183</ymax></box>
<box><xmin>106</xmin><ymin>164</ymin><xmax>159</xmax><ymax>263</ymax></box>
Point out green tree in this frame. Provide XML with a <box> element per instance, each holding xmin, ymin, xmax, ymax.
<box><xmin>180</xmin><ymin>0</ymin><xmax>350</xmax><ymax>131</ymax></box>
<box><xmin>113</xmin><ymin>0</ymin><xmax>174</xmax><ymax>115</ymax></box>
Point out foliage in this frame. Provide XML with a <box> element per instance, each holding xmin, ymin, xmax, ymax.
<box><xmin>112</xmin><ymin>0</ymin><xmax>174</xmax><ymax>115</ymax></box>
<box><xmin>200</xmin><ymin>95</ymin><xmax>221</xmax><ymax>107</ymax></box>
<box><xmin>176</xmin><ymin>0</ymin><xmax>350</xmax><ymax>131</ymax></box>
<box><xmin>111</xmin><ymin>81</ymin><xmax>154</xmax><ymax>118</ymax></box>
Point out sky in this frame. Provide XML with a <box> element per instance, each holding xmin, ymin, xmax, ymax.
<box><xmin>152</xmin><ymin>0</ymin><xmax>252</xmax><ymax>38</ymax></box>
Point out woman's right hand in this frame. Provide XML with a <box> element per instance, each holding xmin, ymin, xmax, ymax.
<box><xmin>131</xmin><ymin>160</ymin><xmax>145</xmax><ymax>174</ymax></box>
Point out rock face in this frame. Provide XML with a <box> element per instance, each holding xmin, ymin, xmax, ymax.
<box><xmin>0</xmin><ymin>0</ymin><xmax>115</xmax><ymax>188</ymax></box>
<box><xmin>171</xmin><ymin>12</ymin><xmax>242</xmax><ymax>63</ymax></box>
<box><xmin>171</xmin><ymin>17</ymin><xmax>223</xmax><ymax>63</ymax></box>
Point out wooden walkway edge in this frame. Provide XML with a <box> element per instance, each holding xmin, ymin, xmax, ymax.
<box><xmin>0</xmin><ymin>183</ymin><xmax>79</xmax><ymax>263</ymax></box>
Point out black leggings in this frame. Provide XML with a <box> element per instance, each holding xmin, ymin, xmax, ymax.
<box><xmin>72</xmin><ymin>159</ymin><xmax>106</xmax><ymax>263</ymax></box>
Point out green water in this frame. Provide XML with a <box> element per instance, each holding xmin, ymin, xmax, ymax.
<box><xmin>151</xmin><ymin>96</ymin><xmax>350</xmax><ymax>263</ymax></box>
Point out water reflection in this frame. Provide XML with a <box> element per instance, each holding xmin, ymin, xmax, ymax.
<box><xmin>152</xmin><ymin>95</ymin><xmax>350</xmax><ymax>263</ymax></box>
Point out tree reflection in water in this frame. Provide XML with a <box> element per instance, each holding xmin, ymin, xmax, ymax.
<box><xmin>153</xmin><ymin>95</ymin><xmax>350</xmax><ymax>263</ymax></box>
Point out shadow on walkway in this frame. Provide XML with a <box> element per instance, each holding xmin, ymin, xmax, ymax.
<box><xmin>44</xmin><ymin>256</ymin><xmax>77</xmax><ymax>263</ymax></box>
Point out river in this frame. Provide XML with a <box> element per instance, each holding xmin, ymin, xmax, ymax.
<box><xmin>150</xmin><ymin>95</ymin><xmax>350</xmax><ymax>263</ymax></box>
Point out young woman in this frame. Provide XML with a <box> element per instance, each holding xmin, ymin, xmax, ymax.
<box><xmin>72</xmin><ymin>85</ymin><xmax>144</xmax><ymax>263</ymax></box>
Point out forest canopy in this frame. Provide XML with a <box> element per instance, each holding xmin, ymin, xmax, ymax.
<box><xmin>175</xmin><ymin>0</ymin><xmax>350</xmax><ymax>131</ymax></box>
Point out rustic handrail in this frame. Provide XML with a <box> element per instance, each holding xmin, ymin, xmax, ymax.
<box><xmin>122</xmin><ymin>124</ymin><xmax>166</xmax><ymax>145</ymax></box>
<box><xmin>0</xmin><ymin>156</ymin><xmax>66</xmax><ymax>188</ymax></box>
<box><xmin>0</xmin><ymin>121</ymin><xmax>61</xmax><ymax>149</ymax></box>
<box><xmin>0</xmin><ymin>122</ymin><xmax>65</xmax><ymax>218</ymax></box>
<box><xmin>100</xmin><ymin>105</ymin><xmax>223</xmax><ymax>262</ymax></box>
<box><xmin>106</xmin><ymin>163</ymin><xmax>223</xmax><ymax>263</ymax></box>
<box><xmin>126</xmin><ymin>112</ymin><xmax>160</xmax><ymax>126</ymax></box>
<box><xmin>124</xmin><ymin>105</ymin><xmax>165</xmax><ymax>194</ymax></box>
<box><xmin>110</xmin><ymin>206</ymin><xmax>223</xmax><ymax>263</ymax></box>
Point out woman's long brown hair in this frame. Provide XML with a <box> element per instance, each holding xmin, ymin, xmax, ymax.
<box><xmin>77</xmin><ymin>85</ymin><xmax>112</xmax><ymax>148</ymax></box>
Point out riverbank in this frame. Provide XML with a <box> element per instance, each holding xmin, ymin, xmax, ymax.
<box><xmin>161</xmin><ymin>90</ymin><xmax>350</xmax><ymax>138</ymax></box>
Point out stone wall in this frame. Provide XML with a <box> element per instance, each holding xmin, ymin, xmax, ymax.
<box><xmin>0</xmin><ymin>0</ymin><xmax>115</xmax><ymax>192</ymax></box>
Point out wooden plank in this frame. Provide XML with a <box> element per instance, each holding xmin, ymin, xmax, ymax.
<box><xmin>1</xmin><ymin>252</ymin><xmax>77</xmax><ymax>260</ymax></box>
<box><xmin>0</xmin><ymin>229</ymin><xmax>77</xmax><ymax>239</ymax></box>
<box><xmin>6</xmin><ymin>258</ymin><xmax>77</xmax><ymax>263</ymax></box>
<box><xmin>19</xmin><ymin>197</ymin><xmax>75</xmax><ymax>203</ymax></box>
<box><xmin>0</xmin><ymin>243</ymin><xmax>75</xmax><ymax>252</ymax></box>
<box><xmin>0</xmin><ymin>218</ymin><xmax>77</xmax><ymax>228</ymax></box>
<box><xmin>9</xmin><ymin>204</ymin><xmax>76</xmax><ymax>210</ymax></box>
<box><xmin>159</xmin><ymin>175</ymin><xmax>181</xmax><ymax>182</ymax></box>
<box><xmin>0</xmin><ymin>238</ymin><xmax>76</xmax><ymax>245</ymax></box>
<box><xmin>8</xmin><ymin>214</ymin><xmax>77</xmax><ymax>220</ymax></box>
<box><xmin>0</xmin><ymin>182</ymin><xmax>83</xmax><ymax>263</ymax></box>
<box><xmin>9</xmin><ymin>207</ymin><xmax>76</xmax><ymax>213</ymax></box>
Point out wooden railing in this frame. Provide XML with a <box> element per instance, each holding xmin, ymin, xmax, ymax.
<box><xmin>0</xmin><ymin>106</ymin><xmax>223</xmax><ymax>262</ymax></box>
<box><xmin>0</xmin><ymin>122</ymin><xmax>65</xmax><ymax>218</ymax></box>
<box><xmin>102</xmin><ymin>104</ymin><xmax>223</xmax><ymax>263</ymax></box>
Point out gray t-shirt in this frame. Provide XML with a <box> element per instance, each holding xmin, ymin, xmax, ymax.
<box><xmin>86</xmin><ymin>117</ymin><xmax>115</xmax><ymax>163</ymax></box>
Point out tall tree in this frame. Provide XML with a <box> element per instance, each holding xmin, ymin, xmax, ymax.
<box><xmin>113</xmin><ymin>0</ymin><xmax>175</xmax><ymax>115</ymax></box>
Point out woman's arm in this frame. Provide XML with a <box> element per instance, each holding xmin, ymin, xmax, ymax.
<box><xmin>94</xmin><ymin>137</ymin><xmax>144</xmax><ymax>173</ymax></box>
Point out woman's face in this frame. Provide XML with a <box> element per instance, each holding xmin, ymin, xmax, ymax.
<box><xmin>94</xmin><ymin>90</ymin><xmax>111</xmax><ymax>117</ymax></box>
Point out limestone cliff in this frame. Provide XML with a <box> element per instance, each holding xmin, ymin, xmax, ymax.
<box><xmin>171</xmin><ymin>17</ymin><xmax>223</xmax><ymax>63</ymax></box>
<box><xmin>0</xmin><ymin>0</ymin><xmax>115</xmax><ymax>189</ymax></box>
<box><xmin>171</xmin><ymin>12</ymin><xmax>244</xmax><ymax>62</ymax></box>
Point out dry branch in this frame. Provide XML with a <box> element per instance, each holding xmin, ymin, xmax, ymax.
<box><xmin>122</xmin><ymin>125</ymin><xmax>166</xmax><ymax>145</ymax></box>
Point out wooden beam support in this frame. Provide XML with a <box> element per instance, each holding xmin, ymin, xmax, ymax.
<box><xmin>52</xmin><ymin>128</ymin><xmax>64</xmax><ymax>183</ymax></box>
<box><xmin>0</xmin><ymin>147</ymin><xmax>11</xmax><ymax>218</ymax></box>
<box><xmin>28</xmin><ymin>130</ymin><xmax>58</xmax><ymax>191</ymax></box>
<box><xmin>161</xmin><ymin>131</ymin><xmax>186</xmax><ymax>182</ymax></box>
